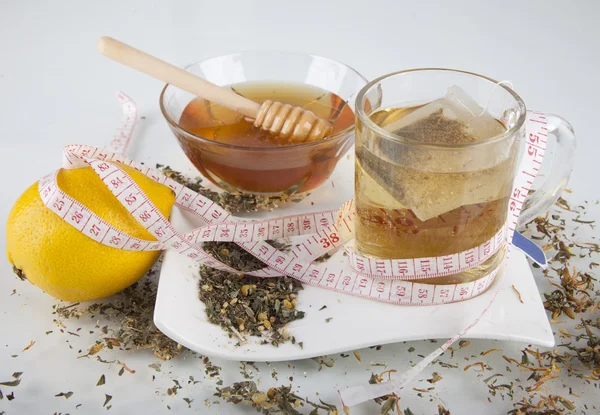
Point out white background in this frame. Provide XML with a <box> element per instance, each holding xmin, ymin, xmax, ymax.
<box><xmin>1</xmin><ymin>1</ymin><xmax>599</xmax><ymax>414</ymax></box>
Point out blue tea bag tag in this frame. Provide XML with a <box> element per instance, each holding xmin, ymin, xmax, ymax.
<box><xmin>512</xmin><ymin>231</ymin><xmax>547</xmax><ymax>268</ymax></box>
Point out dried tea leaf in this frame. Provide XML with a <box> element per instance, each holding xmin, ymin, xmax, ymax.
<box><xmin>104</xmin><ymin>338</ymin><xmax>121</xmax><ymax>348</ymax></box>
<box><xmin>511</xmin><ymin>285</ymin><xmax>524</xmax><ymax>304</ymax></box>
<box><xmin>437</xmin><ymin>404</ymin><xmax>451</xmax><ymax>415</ymax></box>
<box><xmin>55</xmin><ymin>391</ymin><xmax>73</xmax><ymax>399</ymax></box>
<box><xmin>159</xmin><ymin>165</ymin><xmax>307</xmax><ymax>213</ymax></box>
<box><xmin>481</xmin><ymin>349</ymin><xmax>501</xmax><ymax>357</ymax></box>
<box><xmin>198</xmin><ymin>260</ymin><xmax>304</xmax><ymax>347</ymax></box>
<box><xmin>464</xmin><ymin>362</ymin><xmax>485</xmax><ymax>372</ymax></box>
<box><xmin>103</xmin><ymin>394</ymin><xmax>112</xmax><ymax>407</ymax></box>
<box><xmin>312</xmin><ymin>356</ymin><xmax>335</xmax><ymax>371</ymax></box>
<box><xmin>380</xmin><ymin>396</ymin><xmax>397</xmax><ymax>414</ymax></box>
<box><xmin>97</xmin><ymin>374</ymin><xmax>106</xmax><ymax>386</ymax></box>
<box><xmin>54</xmin><ymin>264</ymin><xmax>184</xmax><ymax>361</ymax></box>
<box><xmin>148</xmin><ymin>362</ymin><xmax>162</xmax><ymax>372</ymax></box>
<box><xmin>22</xmin><ymin>341</ymin><xmax>35</xmax><ymax>352</ymax></box>
<box><xmin>483</xmin><ymin>374</ymin><xmax>503</xmax><ymax>383</ymax></box>
<box><xmin>427</xmin><ymin>372</ymin><xmax>443</xmax><ymax>384</ymax></box>
<box><xmin>215</xmin><ymin>381</ymin><xmax>335</xmax><ymax>414</ymax></box>
<box><xmin>558</xmin><ymin>328</ymin><xmax>572</xmax><ymax>338</ymax></box>
<box><xmin>0</xmin><ymin>379</ymin><xmax>21</xmax><ymax>387</ymax></box>
<box><xmin>88</xmin><ymin>343</ymin><xmax>104</xmax><ymax>356</ymax></box>
<box><xmin>117</xmin><ymin>361</ymin><xmax>135</xmax><ymax>374</ymax></box>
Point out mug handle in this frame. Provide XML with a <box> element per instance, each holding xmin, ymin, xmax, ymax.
<box><xmin>518</xmin><ymin>114</ymin><xmax>576</xmax><ymax>226</ymax></box>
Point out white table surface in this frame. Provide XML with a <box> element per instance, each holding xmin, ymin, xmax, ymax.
<box><xmin>1</xmin><ymin>1</ymin><xmax>599</xmax><ymax>414</ymax></box>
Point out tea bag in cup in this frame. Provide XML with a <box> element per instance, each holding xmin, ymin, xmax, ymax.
<box><xmin>358</xmin><ymin>86</ymin><xmax>515</xmax><ymax>221</ymax></box>
<box><xmin>383</xmin><ymin>85</ymin><xmax>506</xmax><ymax>143</ymax></box>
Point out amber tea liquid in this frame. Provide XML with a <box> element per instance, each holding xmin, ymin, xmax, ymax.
<box><xmin>176</xmin><ymin>82</ymin><xmax>354</xmax><ymax>194</ymax></box>
<box><xmin>356</xmin><ymin>107</ymin><xmax>514</xmax><ymax>285</ymax></box>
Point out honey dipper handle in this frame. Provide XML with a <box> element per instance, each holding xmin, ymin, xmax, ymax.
<box><xmin>97</xmin><ymin>37</ymin><xmax>261</xmax><ymax>119</ymax></box>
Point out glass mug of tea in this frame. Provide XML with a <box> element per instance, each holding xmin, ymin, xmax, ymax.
<box><xmin>354</xmin><ymin>69</ymin><xmax>575</xmax><ymax>285</ymax></box>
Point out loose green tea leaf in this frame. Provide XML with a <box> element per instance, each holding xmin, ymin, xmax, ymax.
<box><xmin>158</xmin><ymin>165</ymin><xmax>307</xmax><ymax>213</ymax></box>
<box><xmin>215</xmin><ymin>381</ymin><xmax>338</xmax><ymax>414</ymax></box>
<box><xmin>148</xmin><ymin>362</ymin><xmax>161</xmax><ymax>372</ymax></box>
<box><xmin>55</xmin><ymin>264</ymin><xmax>183</xmax><ymax>361</ymax></box>
<box><xmin>0</xmin><ymin>379</ymin><xmax>21</xmax><ymax>387</ymax></box>
<box><xmin>103</xmin><ymin>394</ymin><xmax>112</xmax><ymax>407</ymax></box>
<box><xmin>198</xmin><ymin>265</ymin><xmax>304</xmax><ymax>347</ymax></box>
<box><xmin>427</xmin><ymin>372</ymin><xmax>443</xmax><ymax>384</ymax></box>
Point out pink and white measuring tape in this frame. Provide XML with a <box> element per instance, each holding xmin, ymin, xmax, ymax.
<box><xmin>38</xmin><ymin>92</ymin><xmax>547</xmax><ymax>407</ymax></box>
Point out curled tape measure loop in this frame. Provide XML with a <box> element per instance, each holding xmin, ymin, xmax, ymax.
<box><xmin>40</xmin><ymin>93</ymin><xmax>548</xmax><ymax>408</ymax></box>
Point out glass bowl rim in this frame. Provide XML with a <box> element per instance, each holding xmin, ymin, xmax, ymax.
<box><xmin>159</xmin><ymin>50</ymin><xmax>368</xmax><ymax>152</ymax></box>
<box><xmin>355</xmin><ymin>67</ymin><xmax>527</xmax><ymax>149</ymax></box>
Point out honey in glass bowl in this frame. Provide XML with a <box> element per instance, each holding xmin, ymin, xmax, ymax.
<box><xmin>160</xmin><ymin>51</ymin><xmax>367</xmax><ymax>196</ymax></box>
<box><xmin>173</xmin><ymin>81</ymin><xmax>355</xmax><ymax>194</ymax></box>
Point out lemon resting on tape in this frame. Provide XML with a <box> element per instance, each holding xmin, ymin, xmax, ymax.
<box><xmin>6</xmin><ymin>164</ymin><xmax>175</xmax><ymax>302</ymax></box>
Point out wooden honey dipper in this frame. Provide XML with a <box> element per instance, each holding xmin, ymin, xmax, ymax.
<box><xmin>97</xmin><ymin>37</ymin><xmax>332</xmax><ymax>142</ymax></box>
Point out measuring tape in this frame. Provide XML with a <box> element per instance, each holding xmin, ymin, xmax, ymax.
<box><xmin>38</xmin><ymin>92</ymin><xmax>548</xmax><ymax>406</ymax></box>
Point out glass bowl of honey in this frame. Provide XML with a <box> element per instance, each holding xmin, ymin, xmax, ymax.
<box><xmin>160</xmin><ymin>51</ymin><xmax>367</xmax><ymax>195</ymax></box>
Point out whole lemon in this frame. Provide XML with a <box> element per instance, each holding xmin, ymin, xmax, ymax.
<box><xmin>6</xmin><ymin>165</ymin><xmax>175</xmax><ymax>301</ymax></box>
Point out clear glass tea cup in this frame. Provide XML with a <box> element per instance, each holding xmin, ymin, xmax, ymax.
<box><xmin>160</xmin><ymin>51</ymin><xmax>368</xmax><ymax>195</ymax></box>
<box><xmin>355</xmin><ymin>69</ymin><xmax>575</xmax><ymax>285</ymax></box>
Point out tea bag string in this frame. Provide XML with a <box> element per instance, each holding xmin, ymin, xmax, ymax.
<box><xmin>456</xmin><ymin>80</ymin><xmax>514</xmax><ymax>118</ymax></box>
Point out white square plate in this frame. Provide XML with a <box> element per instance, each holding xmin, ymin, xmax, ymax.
<box><xmin>154</xmin><ymin>153</ymin><xmax>554</xmax><ymax>362</ymax></box>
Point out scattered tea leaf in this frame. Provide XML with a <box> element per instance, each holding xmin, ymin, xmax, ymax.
<box><xmin>148</xmin><ymin>363</ymin><xmax>161</xmax><ymax>372</ymax></box>
<box><xmin>312</xmin><ymin>356</ymin><xmax>335</xmax><ymax>371</ymax></box>
<box><xmin>198</xmin><ymin>258</ymin><xmax>304</xmax><ymax>348</ymax></box>
<box><xmin>55</xmin><ymin>391</ymin><xmax>73</xmax><ymax>399</ymax></box>
<box><xmin>464</xmin><ymin>362</ymin><xmax>485</xmax><ymax>372</ymax></box>
<box><xmin>427</xmin><ymin>372</ymin><xmax>443</xmax><ymax>384</ymax></box>
<box><xmin>380</xmin><ymin>396</ymin><xmax>397</xmax><ymax>414</ymax></box>
<box><xmin>0</xmin><ymin>379</ymin><xmax>21</xmax><ymax>387</ymax></box>
<box><xmin>117</xmin><ymin>360</ymin><xmax>135</xmax><ymax>374</ymax></box>
<box><xmin>215</xmin><ymin>381</ymin><xmax>336</xmax><ymax>414</ymax></box>
<box><xmin>512</xmin><ymin>285</ymin><xmax>524</xmax><ymax>304</ymax></box>
<box><xmin>55</xmin><ymin>263</ymin><xmax>184</xmax><ymax>361</ymax></box>
<box><xmin>22</xmin><ymin>340</ymin><xmax>35</xmax><ymax>352</ymax></box>
<box><xmin>159</xmin><ymin>166</ymin><xmax>307</xmax><ymax>213</ymax></box>
<box><xmin>88</xmin><ymin>343</ymin><xmax>104</xmax><ymax>356</ymax></box>
<box><xmin>103</xmin><ymin>394</ymin><xmax>112</xmax><ymax>407</ymax></box>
